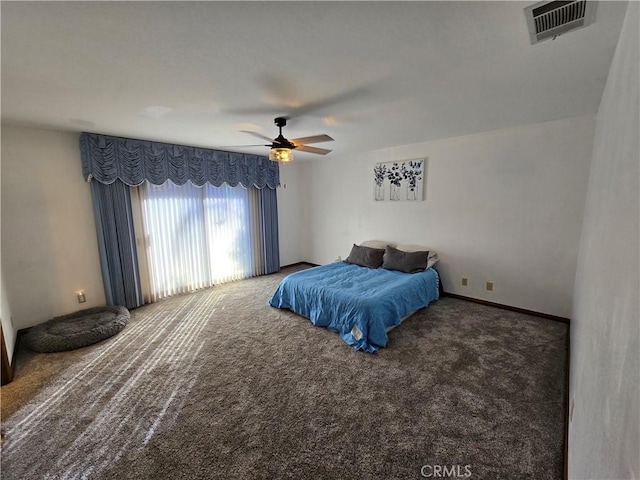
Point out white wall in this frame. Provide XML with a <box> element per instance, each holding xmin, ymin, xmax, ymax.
<box><xmin>1</xmin><ymin>266</ymin><xmax>16</xmax><ymax>363</ymax></box>
<box><xmin>569</xmin><ymin>2</ymin><xmax>639</xmax><ymax>478</ymax></box>
<box><xmin>1</xmin><ymin>126</ymin><xmax>106</xmax><ymax>329</ymax></box>
<box><xmin>304</xmin><ymin>115</ymin><xmax>595</xmax><ymax>318</ymax></box>
<box><xmin>276</xmin><ymin>160</ymin><xmax>307</xmax><ymax>267</ymax></box>
<box><xmin>1</xmin><ymin>243</ymin><xmax>17</xmax><ymax>364</ymax></box>
<box><xmin>1</xmin><ymin>125</ymin><xmax>307</xmax><ymax>332</ymax></box>
<box><xmin>0</xmin><ymin>139</ymin><xmax>17</xmax><ymax>362</ymax></box>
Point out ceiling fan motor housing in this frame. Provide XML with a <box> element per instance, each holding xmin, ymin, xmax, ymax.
<box><xmin>273</xmin><ymin>117</ymin><xmax>296</xmax><ymax>148</ymax></box>
<box><xmin>273</xmin><ymin>134</ymin><xmax>296</xmax><ymax>149</ymax></box>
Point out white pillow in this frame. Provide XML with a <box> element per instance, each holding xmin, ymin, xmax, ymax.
<box><xmin>359</xmin><ymin>240</ymin><xmax>397</xmax><ymax>249</ymax></box>
<box><xmin>396</xmin><ymin>243</ymin><xmax>439</xmax><ymax>269</ymax></box>
<box><xmin>359</xmin><ymin>240</ymin><xmax>439</xmax><ymax>269</ymax></box>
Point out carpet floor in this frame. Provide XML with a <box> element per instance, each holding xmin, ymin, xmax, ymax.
<box><xmin>0</xmin><ymin>266</ymin><xmax>568</xmax><ymax>479</ymax></box>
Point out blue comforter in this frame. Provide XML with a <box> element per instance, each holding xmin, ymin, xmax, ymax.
<box><xmin>269</xmin><ymin>262</ymin><xmax>439</xmax><ymax>352</ymax></box>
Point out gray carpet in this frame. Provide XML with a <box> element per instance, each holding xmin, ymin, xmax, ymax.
<box><xmin>0</xmin><ymin>266</ymin><xmax>568</xmax><ymax>479</ymax></box>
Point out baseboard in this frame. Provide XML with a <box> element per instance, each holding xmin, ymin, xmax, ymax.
<box><xmin>274</xmin><ymin>270</ymin><xmax>571</xmax><ymax>324</ymax></box>
<box><xmin>17</xmin><ymin>327</ymin><xmax>30</xmax><ymax>336</ymax></box>
<box><xmin>443</xmin><ymin>292</ymin><xmax>570</xmax><ymax>324</ymax></box>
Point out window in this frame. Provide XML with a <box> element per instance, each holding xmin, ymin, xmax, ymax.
<box><xmin>138</xmin><ymin>181</ymin><xmax>256</xmax><ymax>301</ymax></box>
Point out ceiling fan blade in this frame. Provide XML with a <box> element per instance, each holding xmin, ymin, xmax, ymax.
<box><xmin>256</xmin><ymin>72</ymin><xmax>301</xmax><ymax>108</ymax></box>
<box><xmin>288</xmin><ymin>84</ymin><xmax>372</xmax><ymax>118</ymax></box>
<box><xmin>226</xmin><ymin>106</ymin><xmax>286</xmax><ymax>116</ymax></box>
<box><xmin>290</xmin><ymin>134</ymin><xmax>334</xmax><ymax>145</ymax></box>
<box><xmin>240</xmin><ymin>130</ymin><xmax>275</xmax><ymax>143</ymax></box>
<box><xmin>295</xmin><ymin>145</ymin><xmax>332</xmax><ymax>155</ymax></box>
<box><xmin>226</xmin><ymin>80</ymin><xmax>375</xmax><ymax>121</ymax></box>
<box><xmin>218</xmin><ymin>144</ymin><xmax>269</xmax><ymax>148</ymax></box>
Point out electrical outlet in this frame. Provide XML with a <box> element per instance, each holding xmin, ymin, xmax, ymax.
<box><xmin>337</xmin><ymin>256</ymin><xmax>342</xmax><ymax>262</ymax></box>
<box><xmin>486</xmin><ymin>282</ymin><xmax>494</xmax><ymax>291</ymax></box>
<box><xmin>461</xmin><ymin>277</ymin><xmax>468</xmax><ymax>286</ymax></box>
<box><xmin>77</xmin><ymin>291</ymin><xmax>87</xmax><ymax>303</ymax></box>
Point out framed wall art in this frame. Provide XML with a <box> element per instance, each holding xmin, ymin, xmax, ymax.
<box><xmin>373</xmin><ymin>158</ymin><xmax>426</xmax><ymax>201</ymax></box>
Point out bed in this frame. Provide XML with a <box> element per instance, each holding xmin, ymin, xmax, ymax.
<box><xmin>269</xmin><ymin>244</ymin><xmax>440</xmax><ymax>352</ymax></box>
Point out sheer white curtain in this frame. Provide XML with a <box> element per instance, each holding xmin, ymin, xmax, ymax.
<box><xmin>136</xmin><ymin>181</ymin><xmax>256</xmax><ymax>302</ymax></box>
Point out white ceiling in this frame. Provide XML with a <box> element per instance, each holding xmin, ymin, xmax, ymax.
<box><xmin>1</xmin><ymin>1</ymin><xmax>628</xmax><ymax>159</ymax></box>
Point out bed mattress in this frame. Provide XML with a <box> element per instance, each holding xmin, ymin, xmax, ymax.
<box><xmin>269</xmin><ymin>262</ymin><xmax>439</xmax><ymax>352</ymax></box>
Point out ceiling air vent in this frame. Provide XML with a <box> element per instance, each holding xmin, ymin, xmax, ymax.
<box><xmin>525</xmin><ymin>0</ymin><xmax>596</xmax><ymax>44</ymax></box>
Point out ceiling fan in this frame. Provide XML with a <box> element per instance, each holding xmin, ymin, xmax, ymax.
<box><xmin>239</xmin><ymin>117</ymin><xmax>334</xmax><ymax>162</ymax></box>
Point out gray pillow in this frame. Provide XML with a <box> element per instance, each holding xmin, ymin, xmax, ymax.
<box><xmin>345</xmin><ymin>244</ymin><xmax>385</xmax><ymax>269</ymax></box>
<box><xmin>382</xmin><ymin>245</ymin><xmax>429</xmax><ymax>273</ymax></box>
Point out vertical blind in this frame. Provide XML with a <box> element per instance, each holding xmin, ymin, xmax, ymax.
<box><xmin>139</xmin><ymin>181</ymin><xmax>259</xmax><ymax>302</ymax></box>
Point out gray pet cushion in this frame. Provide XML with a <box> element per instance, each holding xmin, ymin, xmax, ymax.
<box><xmin>382</xmin><ymin>245</ymin><xmax>430</xmax><ymax>273</ymax></box>
<box><xmin>25</xmin><ymin>306</ymin><xmax>129</xmax><ymax>353</ymax></box>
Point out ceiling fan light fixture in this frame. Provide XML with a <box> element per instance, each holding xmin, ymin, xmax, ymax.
<box><xmin>269</xmin><ymin>147</ymin><xmax>293</xmax><ymax>163</ymax></box>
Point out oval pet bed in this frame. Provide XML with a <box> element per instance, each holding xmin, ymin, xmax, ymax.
<box><xmin>25</xmin><ymin>306</ymin><xmax>130</xmax><ymax>353</ymax></box>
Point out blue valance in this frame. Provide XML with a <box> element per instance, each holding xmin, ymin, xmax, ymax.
<box><xmin>80</xmin><ymin>132</ymin><xmax>279</xmax><ymax>189</ymax></box>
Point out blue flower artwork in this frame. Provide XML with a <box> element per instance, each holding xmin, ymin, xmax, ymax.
<box><xmin>373</xmin><ymin>159</ymin><xmax>425</xmax><ymax>201</ymax></box>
